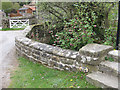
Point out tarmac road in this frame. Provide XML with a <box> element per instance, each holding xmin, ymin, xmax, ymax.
<box><xmin>0</xmin><ymin>30</ymin><xmax>23</xmax><ymax>89</ymax></box>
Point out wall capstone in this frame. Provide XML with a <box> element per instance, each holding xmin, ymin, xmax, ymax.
<box><xmin>78</xmin><ymin>44</ymin><xmax>113</xmax><ymax>65</ymax></box>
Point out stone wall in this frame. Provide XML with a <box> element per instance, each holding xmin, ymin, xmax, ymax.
<box><xmin>15</xmin><ymin>36</ymin><xmax>81</xmax><ymax>72</ymax></box>
<box><xmin>15</xmin><ymin>26</ymin><xmax>114</xmax><ymax>73</ymax></box>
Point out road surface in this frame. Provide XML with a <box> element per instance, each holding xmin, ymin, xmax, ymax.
<box><xmin>0</xmin><ymin>30</ymin><xmax>23</xmax><ymax>89</ymax></box>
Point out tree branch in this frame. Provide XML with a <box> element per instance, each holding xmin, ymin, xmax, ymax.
<box><xmin>47</xmin><ymin>3</ymin><xmax>64</xmax><ymax>17</ymax></box>
<box><xmin>48</xmin><ymin>10</ymin><xmax>62</xmax><ymax>20</ymax></box>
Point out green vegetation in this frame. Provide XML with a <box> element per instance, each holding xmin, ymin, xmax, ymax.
<box><xmin>2</xmin><ymin>0</ymin><xmax>31</xmax><ymax>14</ymax></box>
<box><xmin>32</xmin><ymin>2</ymin><xmax>118</xmax><ymax>51</ymax></box>
<box><xmin>0</xmin><ymin>28</ymin><xmax>24</xmax><ymax>31</ymax></box>
<box><xmin>105</xmin><ymin>57</ymin><xmax>114</xmax><ymax>62</ymax></box>
<box><xmin>9</xmin><ymin>57</ymin><xmax>96</xmax><ymax>88</ymax></box>
<box><xmin>2</xmin><ymin>1</ymin><xmax>20</xmax><ymax>14</ymax></box>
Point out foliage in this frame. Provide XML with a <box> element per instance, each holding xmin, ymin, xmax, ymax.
<box><xmin>12</xmin><ymin>3</ymin><xmax>20</xmax><ymax>10</ymax></box>
<box><xmin>105</xmin><ymin>57</ymin><xmax>114</xmax><ymax>62</ymax></box>
<box><xmin>9</xmin><ymin>57</ymin><xmax>96</xmax><ymax>88</ymax></box>
<box><xmin>38</xmin><ymin>2</ymin><xmax>75</xmax><ymax>23</ymax></box>
<box><xmin>2</xmin><ymin>2</ymin><xmax>20</xmax><ymax>14</ymax></box>
<box><xmin>38</xmin><ymin>2</ymin><xmax>117</xmax><ymax>29</ymax></box>
<box><xmin>2</xmin><ymin>0</ymin><xmax>32</xmax><ymax>14</ymax></box>
<box><xmin>49</xmin><ymin>13</ymin><xmax>98</xmax><ymax>50</ymax></box>
<box><xmin>34</xmin><ymin>2</ymin><xmax>118</xmax><ymax>51</ymax></box>
<box><xmin>2</xmin><ymin>1</ymin><xmax>13</xmax><ymax>14</ymax></box>
<box><xmin>47</xmin><ymin>2</ymin><xmax>117</xmax><ymax>50</ymax></box>
<box><xmin>18</xmin><ymin>0</ymin><xmax>31</xmax><ymax>7</ymax></box>
<box><xmin>103</xmin><ymin>28</ymin><xmax>116</xmax><ymax>47</ymax></box>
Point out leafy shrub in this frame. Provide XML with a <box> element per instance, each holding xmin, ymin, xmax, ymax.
<box><xmin>49</xmin><ymin>12</ymin><xmax>98</xmax><ymax>51</ymax></box>
<box><xmin>47</xmin><ymin>3</ymin><xmax>117</xmax><ymax>51</ymax></box>
<box><xmin>103</xmin><ymin>28</ymin><xmax>116</xmax><ymax>47</ymax></box>
<box><xmin>32</xmin><ymin>2</ymin><xmax>117</xmax><ymax>51</ymax></box>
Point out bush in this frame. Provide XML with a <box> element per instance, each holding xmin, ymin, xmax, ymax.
<box><xmin>49</xmin><ymin>12</ymin><xmax>98</xmax><ymax>51</ymax></box>
<box><xmin>103</xmin><ymin>28</ymin><xmax>116</xmax><ymax>47</ymax></box>
<box><xmin>34</xmin><ymin>2</ymin><xmax>117</xmax><ymax>51</ymax></box>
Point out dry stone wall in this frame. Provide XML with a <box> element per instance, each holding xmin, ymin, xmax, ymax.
<box><xmin>15</xmin><ymin>26</ymin><xmax>114</xmax><ymax>72</ymax></box>
<box><xmin>15</xmin><ymin>36</ymin><xmax>81</xmax><ymax>71</ymax></box>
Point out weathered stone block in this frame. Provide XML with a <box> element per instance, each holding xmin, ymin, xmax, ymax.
<box><xmin>86</xmin><ymin>71</ymin><xmax>118</xmax><ymax>88</ymax></box>
<box><xmin>27</xmin><ymin>48</ymin><xmax>31</xmax><ymax>56</ymax></box>
<box><xmin>70</xmin><ymin>66</ymin><xmax>78</xmax><ymax>72</ymax></box>
<box><xmin>60</xmin><ymin>58</ymin><xmax>74</xmax><ymax>65</ymax></box>
<box><xmin>40</xmin><ymin>57</ymin><xmax>47</xmax><ymax>63</ymax></box>
<box><xmin>29</xmin><ymin>56</ymin><xmax>36</xmax><ymax>62</ymax></box>
<box><xmin>79</xmin><ymin>43</ymin><xmax>113</xmax><ymax>58</ymax></box>
<box><xmin>29</xmin><ymin>42</ymin><xmax>40</xmax><ymax>50</ymax></box>
<box><xmin>58</xmin><ymin>63</ymin><xmax>64</xmax><ymax>69</ymax></box>
<box><xmin>34</xmin><ymin>50</ymin><xmax>40</xmax><ymax>55</ymax></box>
<box><xmin>77</xmin><ymin>54</ymin><xmax>101</xmax><ymax>65</ymax></box>
<box><xmin>22</xmin><ymin>49</ymin><xmax>28</xmax><ymax>53</ymax></box>
<box><xmin>32</xmin><ymin>53</ymin><xmax>40</xmax><ymax>60</ymax></box>
<box><xmin>45</xmin><ymin>53</ymin><xmax>52</xmax><ymax>59</ymax></box>
<box><xmin>53</xmin><ymin>61</ymin><xmax>59</xmax><ymax>67</ymax></box>
<box><xmin>22</xmin><ymin>40</ymin><xmax>32</xmax><ymax>46</ymax></box>
<box><xmin>107</xmin><ymin>50</ymin><xmax>120</xmax><ymax>62</ymax></box>
<box><xmin>49</xmin><ymin>60</ymin><xmax>54</xmax><ymax>67</ymax></box>
<box><xmin>78</xmin><ymin>44</ymin><xmax>113</xmax><ymax>65</ymax></box>
<box><xmin>78</xmin><ymin>63</ymin><xmax>99</xmax><ymax>72</ymax></box>
<box><xmin>99</xmin><ymin>61</ymin><xmax>119</xmax><ymax>77</ymax></box>
<box><xmin>42</xmin><ymin>53</ymin><xmax>47</xmax><ymax>58</ymax></box>
<box><xmin>52</xmin><ymin>55</ymin><xmax>60</xmax><ymax>62</ymax></box>
<box><xmin>63</xmin><ymin>65</ymin><xmax>71</xmax><ymax>71</ymax></box>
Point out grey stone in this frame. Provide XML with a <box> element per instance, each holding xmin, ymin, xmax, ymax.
<box><xmin>70</xmin><ymin>55</ymin><xmax>77</xmax><ymax>59</ymax></box>
<box><xmin>60</xmin><ymin>58</ymin><xmax>74</xmax><ymax>65</ymax></box>
<box><xmin>32</xmin><ymin>53</ymin><xmax>40</xmax><ymax>60</ymax></box>
<box><xmin>108</xmin><ymin>50</ymin><xmax>120</xmax><ymax>62</ymax></box>
<box><xmin>53</xmin><ymin>61</ymin><xmax>59</xmax><ymax>67</ymax></box>
<box><xmin>40</xmin><ymin>57</ymin><xmax>47</xmax><ymax>63</ymax></box>
<box><xmin>42</xmin><ymin>53</ymin><xmax>47</xmax><ymax>58</ymax></box>
<box><xmin>79</xmin><ymin>56</ymin><xmax>99</xmax><ymax>65</ymax></box>
<box><xmin>86</xmin><ymin>71</ymin><xmax>118</xmax><ymax>88</ymax></box>
<box><xmin>99</xmin><ymin>61</ymin><xmax>119</xmax><ymax>77</ymax></box>
<box><xmin>63</xmin><ymin>65</ymin><xmax>71</xmax><ymax>71</ymax></box>
<box><xmin>71</xmin><ymin>66</ymin><xmax>78</xmax><ymax>72</ymax></box>
<box><xmin>22</xmin><ymin>40</ymin><xmax>32</xmax><ymax>46</ymax></box>
<box><xmin>76</xmin><ymin>55</ymin><xmax>82</xmax><ymax>64</ymax></box>
<box><xmin>52</xmin><ymin>55</ymin><xmax>60</xmax><ymax>62</ymax></box>
<box><xmin>86</xmin><ymin>56</ymin><xmax>92</xmax><ymax>62</ymax></box>
<box><xmin>34</xmin><ymin>50</ymin><xmax>40</xmax><ymax>55</ymax></box>
<box><xmin>58</xmin><ymin>63</ymin><xmax>64</xmax><ymax>69</ymax></box>
<box><xmin>79</xmin><ymin>43</ymin><xmax>113</xmax><ymax>58</ymax></box>
<box><xmin>86</xmin><ymin>57</ymin><xmax>100</xmax><ymax>65</ymax></box>
<box><xmin>79</xmin><ymin>63</ymin><xmax>99</xmax><ymax>72</ymax></box>
<box><xmin>49</xmin><ymin>60</ymin><xmax>54</xmax><ymax>67</ymax></box>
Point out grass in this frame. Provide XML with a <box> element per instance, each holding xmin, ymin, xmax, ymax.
<box><xmin>0</xmin><ymin>28</ymin><xmax>25</xmax><ymax>31</ymax></box>
<box><xmin>9</xmin><ymin>57</ymin><xmax>96</xmax><ymax>88</ymax></box>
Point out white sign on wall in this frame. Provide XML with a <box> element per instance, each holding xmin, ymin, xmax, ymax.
<box><xmin>9</xmin><ymin>19</ymin><xmax>29</xmax><ymax>28</ymax></box>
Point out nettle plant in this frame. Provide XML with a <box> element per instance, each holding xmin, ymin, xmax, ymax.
<box><xmin>49</xmin><ymin>12</ymin><xmax>98</xmax><ymax>51</ymax></box>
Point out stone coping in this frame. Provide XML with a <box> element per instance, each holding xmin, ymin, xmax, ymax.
<box><xmin>15</xmin><ymin>36</ymin><xmax>79</xmax><ymax>59</ymax></box>
<box><xmin>79</xmin><ymin>43</ymin><xmax>113</xmax><ymax>58</ymax></box>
